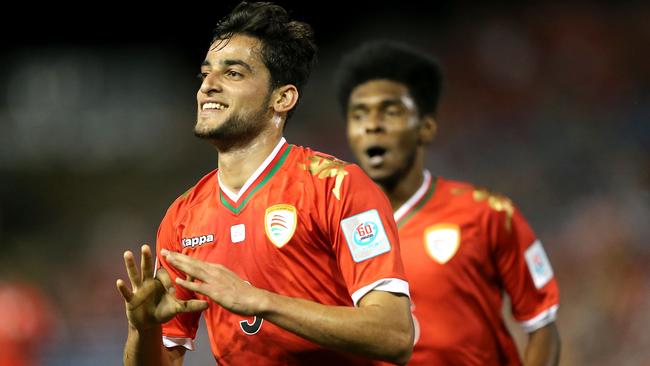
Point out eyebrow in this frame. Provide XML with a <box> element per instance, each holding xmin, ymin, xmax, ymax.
<box><xmin>201</xmin><ymin>59</ymin><xmax>253</xmax><ymax>73</ymax></box>
<box><xmin>349</xmin><ymin>98</ymin><xmax>403</xmax><ymax>110</ymax></box>
<box><xmin>223</xmin><ymin>59</ymin><xmax>253</xmax><ymax>72</ymax></box>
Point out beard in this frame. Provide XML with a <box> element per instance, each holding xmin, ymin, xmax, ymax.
<box><xmin>194</xmin><ymin>92</ymin><xmax>271</xmax><ymax>148</ymax></box>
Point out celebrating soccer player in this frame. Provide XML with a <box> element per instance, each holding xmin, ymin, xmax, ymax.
<box><xmin>337</xmin><ymin>41</ymin><xmax>560</xmax><ymax>366</ymax></box>
<box><xmin>116</xmin><ymin>4</ymin><xmax>414</xmax><ymax>366</ymax></box>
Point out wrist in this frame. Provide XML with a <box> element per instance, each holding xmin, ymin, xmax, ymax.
<box><xmin>255</xmin><ymin>288</ymin><xmax>275</xmax><ymax>316</ymax></box>
<box><xmin>129</xmin><ymin>322</ymin><xmax>162</xmax><ymax>335</ymax></box>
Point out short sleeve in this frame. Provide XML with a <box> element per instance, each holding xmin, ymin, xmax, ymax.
<box><xmin>155</xmin><ymin>205</ymin><xmax>202</xmax><ymax>349</ymax></box>
<box><xmin>490</xmin><ymin>202</ymin><xmax>560</xmax><ymax>333</ymax></box>
<box><xmin>325</xmin><ymin>164</ymin><xmax>409</xmax><ymax>306</ymax></box>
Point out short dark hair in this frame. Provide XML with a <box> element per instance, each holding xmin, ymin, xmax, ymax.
<box><xmin>213</xmin><ymin>2</ymin><xmax>317</xmax><ymax>94</ymax></box>
<box><xmin>336</xmin><ymin>41</ymin><xmax>443</xmax><ymax>117</ymax></box>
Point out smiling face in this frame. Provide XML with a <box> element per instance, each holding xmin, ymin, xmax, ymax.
<box><xmin>195</xmin><ymin>34</ymin><xmax>274</xmax><ymax>142</ymax></box>
<box><xmin>347</xmin><ymin>79</ymin><xmax>425</xmax><ymax>186</ymax></box>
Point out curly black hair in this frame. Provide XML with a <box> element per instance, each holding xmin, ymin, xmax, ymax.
<box><xmin>213</xmin><ymin>2</ymin><xmax>317</xmax><ymax>94</ymax></box>
<box><xmin>336</xmin><ymin>41</ymin><xmax>443</xmax><ymax>117</ymax></box>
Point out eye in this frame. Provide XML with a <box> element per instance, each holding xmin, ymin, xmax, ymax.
<box><xmin>226</xmin><ymin>70</ymin><xmax>243</xmax><ymax>78</ymax></box>
<box><xmin>349</xmin><ymin>110</ymin><xmax>366</xmax><ymax>121</ymax></box>
<box><xmin>385</xmin><ymin>107</ymin><xmax>403</xmax><ymax>117</ymax></box>
<box><xmin>197</xmin><ymin>72</ymin><xmax>209</xmax><ymax>81</ymax></box>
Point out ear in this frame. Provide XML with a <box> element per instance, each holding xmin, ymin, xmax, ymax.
<box><xmin>418</xmin><ymin>115</ymin><xmax>437</xmax><ymax>145</ymax></box>
<box><xmin>271</xmin><ymin>84</ymin><xmax>299</xmax><ymax>114</ymax></box>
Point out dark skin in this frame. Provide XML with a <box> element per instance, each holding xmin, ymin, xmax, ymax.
<box><xmin>346</xmin><ymin>79</ymin><xmax>560</xmax><ymax>366</ymax></box>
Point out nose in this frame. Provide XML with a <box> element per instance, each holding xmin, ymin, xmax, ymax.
<box><xmin>362</xmin><ymin>110</ymin><xmax>385</xmax><ymax>134</ymax></box>
<box><xmin>199</xmin><ymin>72</ymin><xmax>223</xmax><ymax>95</ymax></box>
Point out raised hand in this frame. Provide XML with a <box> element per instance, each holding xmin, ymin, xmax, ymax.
<box><xmin>116</xmin><ymin>245</ymin><xmax>209</xmax><ymax>331</ymax></box>
<box><xmin>161</xmin><ymin>249</ymin><xmax>266</xmax><ymax>316</ymax></box>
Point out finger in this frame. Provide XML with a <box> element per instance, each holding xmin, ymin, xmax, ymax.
<box><xmin>156</xmin><ymin>267</ymin><xmax>175</xmax><ymax>292</ymax></box>
<box><xmin>123</xmin><ymin>251</ymin><xmax>142</xmax><ymax>289</ymax></box>
<box><xmin>179</xmin><ymin>299</ymin><xmax>209</xmax><ymax>313</ymax></box>
<box><xmin>163</xmin><ymin>251</ymin><xmax>206</xmax><ymax>281</ymax></box>
<box><xmin>116</xmin><ymin>279</ymin><xmax>134</xmax><ymax>302</ymax></box>
<box><xmin>175</xmin><ymin>277</ymin><xmax>206</xmax><ymax>295</ymax></box>
<box><xmin>141</xmin><ymin>245</ymin><xmax>154</xmax><ymax>281</ymax></box>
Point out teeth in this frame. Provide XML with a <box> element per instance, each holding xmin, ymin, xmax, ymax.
<box><xmin>202</xmin><ymin>102</ymin><xmax>227</xmax><ymax>110</ymax></box>
<box><xmin>368</xmin><ymin>155</ymin><xmax>384</xmax><ymax>167</ymax></box>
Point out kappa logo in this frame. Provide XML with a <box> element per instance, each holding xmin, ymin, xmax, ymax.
<box><xmin>265</xmin><ymin>204</ymin><xmax>297</xmax><ymax>248</ymax></box>
<box><xmin>424</xmin><ymin>223</ymin><xmax>460</xmax><ymax>264</ymax></box>
<box><xmin>181</xmin><ymin>234</ymin><xmax>215</xmax><ymax>248</ymax></box>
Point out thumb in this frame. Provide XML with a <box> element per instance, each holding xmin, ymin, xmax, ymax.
<box><xmin>179</xmin><ymin>299</ymin><xmax>209</xmax><ymax>313</ymax></box>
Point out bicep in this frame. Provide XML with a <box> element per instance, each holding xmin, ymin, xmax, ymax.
<box><xmin>163</xmin><ymin>345</ymin><xmax>187</xmax><ymax>366</ymax></box>
<box><xmin>524</xmin><ymin>322</ymin><xmax>561</xmax><ymax>366</ymax></box>
<box><xmin>358</xmin><ymin>290</ymin><xmax>411</xmax><ymax>323</ymax></box>
<box><xmin>358</xmin><ymin>290</ymin><xmax>414</xmax><ymax>357</ymax></box>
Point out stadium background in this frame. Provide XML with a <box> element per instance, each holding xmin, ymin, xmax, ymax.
<box><xmin>1</xmin><ymin>1</ymin><xmax>648</xmax><ymax>364</ymax></box>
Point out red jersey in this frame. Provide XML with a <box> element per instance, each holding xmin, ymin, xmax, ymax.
<box><xmin>390</xmin><ymin>171</ymin><xmax>559</xmax><ymax>365</ymax></box>
<box><xmin>155</xmin><ymin>138</ymin><xmax>409</xmax><ymax>365</ymax></box>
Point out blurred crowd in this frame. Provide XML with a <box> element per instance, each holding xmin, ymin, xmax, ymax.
<box><xmin>1</xmin><ymin>2</ymin><xmax>647</xmax><ymax>365</ymax></box>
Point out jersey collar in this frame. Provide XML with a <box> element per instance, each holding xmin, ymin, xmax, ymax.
<box><xmin>218</xmin><ymin>137</ymin><xmax>291</xmax><ymax>214</ymax></box>
<box><xmin>219</xmin><ymin>137</ymin><xmax>287</xmax><ymax>202</ymax></box>
<box><xmin>393</xmin><ymin>170</ymin><xmax>436</xmax><ymax>227</ymax></box>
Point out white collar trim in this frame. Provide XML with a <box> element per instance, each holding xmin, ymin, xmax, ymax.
<box><xmin>218</xmin><ymin>137</ymin><xmax>287</xmax><ymax>203</ymax></box>
<box><xmin>393</xmin><ymin>170</ymin><xmax>432</xmax><ymax>222</ymax></box>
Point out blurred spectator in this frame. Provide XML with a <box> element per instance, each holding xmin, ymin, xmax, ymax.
<box><xmin>0</xmin><ymin>282</ymin><xmax>55</xmax><ymax>366</ymax></box>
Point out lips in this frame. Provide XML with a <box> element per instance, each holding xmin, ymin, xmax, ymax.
<box><xmin>365</xmin><ymin>146</ymin><xmax>387</xmax><ymax>167</ymax></box>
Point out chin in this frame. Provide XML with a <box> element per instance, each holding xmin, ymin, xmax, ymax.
<box><xmin>195</xmin><ymin>120</ymin><xmax>220</xmax><ymax>133</ymax></box>
<box><xmin>365</xmin><ymin>168</ymin><xmax>391</xmax><ymax>181</ymax></box>
<box><xmin>371</xmin><ymin>169</ymin><xmax>402</xmax><ymax>189</ymax></box>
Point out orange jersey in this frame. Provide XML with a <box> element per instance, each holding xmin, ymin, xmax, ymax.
<box><xmin>155</xmin><ymin>138</ymin><xmax>409</xmax><ymax>365</ymax></box>
<box><xmin>389</xmin><ymin>171</ymin><xmax>559</xmax><ymax>365</ymax></box>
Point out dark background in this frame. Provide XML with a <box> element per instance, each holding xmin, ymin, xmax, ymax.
<box><xmin>1</xmin><ymin>1</ymin><xmax>648</xmax><ymax>365</ymax></box>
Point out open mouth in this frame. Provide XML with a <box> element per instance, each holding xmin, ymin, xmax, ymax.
<box><xmin>365</xmin><ymin>146</ymin><xmax>387</xmax><ymax>167</ymax></box>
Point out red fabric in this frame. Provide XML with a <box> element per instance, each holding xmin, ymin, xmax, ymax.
<box><xmin>0</xmin><ymin>282</ymin><xmax>54</xmax><ymax>366</ymax></box>
<box><xmin>381</xmin><ymin>177</ymin><xmax>559</xmax><ymax>366</ymax></box>
<box><xmin>156</xmin><ymin>142</ymin><xmax>406</xmax><ymax>365</ymax></box>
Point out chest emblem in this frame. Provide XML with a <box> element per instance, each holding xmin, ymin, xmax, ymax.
<box><xmin>265</xmin><ymin>204</ymin><xmax>298</xmax><ymax>248</ymax></box>
<box><xmin>424</xmin><ymin>223</ymin><xmax>460</xmax><ymax>264</ymax></box>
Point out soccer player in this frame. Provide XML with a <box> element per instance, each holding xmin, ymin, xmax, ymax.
<box><xmin>115</xmin><ymin>3</ymin><xmax>414</xmax><ymax>366</ymax></box>
<box><xmin>337</xmin><ymin>41</ymin><xmax>560</xmax><ymax>365</ymax></box>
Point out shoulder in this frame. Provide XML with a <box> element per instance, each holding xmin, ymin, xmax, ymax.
<box><xmin>290</xmin><ymin>145</ymin><xmax>374</xmax><ymax>198</ymax></box>
<box><xmin>437</xmin><ymin>177</ymin><xmax>516</xmax><ymax>214</ymax></box>
<box><xmin>164</xmin><ymin>170</ymin><xmax>218</xmax><ymax>222</ymax></box>
<box><xmin>291</xmin><ymin>145</ymin><xmax>351</xmax><ymax>171</ymax></box>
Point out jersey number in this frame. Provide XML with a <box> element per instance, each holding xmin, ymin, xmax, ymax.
<box><xmin>239</xmin><ymin>316</ymin><xmax>263</xmax><ymax>335</ymax></box>
<box><xmin>239</xmin><ymin>281</ymin><xmax>263</xmax><ymax>335</ymax></box>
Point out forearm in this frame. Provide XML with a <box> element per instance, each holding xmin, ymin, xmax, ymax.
<box><xmin>524</xmin><ymin>322</ymin><xmax>560</xmax><ymax>366</ymax></box>
<box><xmin>259</xmin><ymin>290</ymin><xmax>413</xmax><ymax>364</ymax></box>
<box><xmin>123</xmin><ymin>324</ymin><xmax>170</xmax><ymax>366</ymax></box>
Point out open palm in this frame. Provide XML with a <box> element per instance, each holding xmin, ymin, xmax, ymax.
<box><xmin>116</xmin><ymin>245</ymin><xmax>208</xmax><ymax>331</ymax></box>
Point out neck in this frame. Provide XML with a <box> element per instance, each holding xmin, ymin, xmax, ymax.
<box><xmin>381</xmin><ymin>149</ymin><xmax>426</xmax><ymax>212</ymax></box>
<box><xmin>216</xmin><ymin>127</ymin><xmax>283</xmax><ymax>193</ymax></box>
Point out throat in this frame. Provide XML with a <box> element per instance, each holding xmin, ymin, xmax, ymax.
<box><xmin>217</xmin><ymin>134</ymin><xmax>284</xmax><ymax>198</ymax></box>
